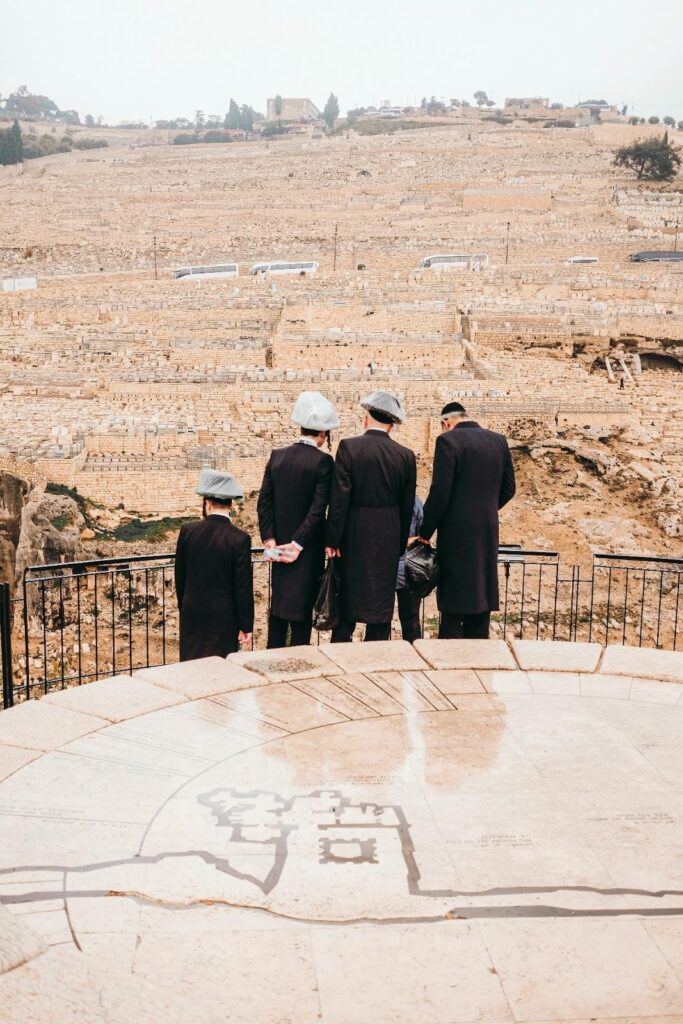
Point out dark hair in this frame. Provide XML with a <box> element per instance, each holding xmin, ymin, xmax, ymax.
<box><xmin>441</xmin><ymin>401</ymin><xmax>467</xmax><ymax>417</ymax></box>
<box><xmin>367</xmin><ymin>408</ymin><xmax>394</xmax><ymax>425</ymax></box>
<box><xmin>301</xmin><ymin>426</ymin><xmax>332</xmax><ymax>450</ymax></box>
<box><xmin>206</xmin><ymin>495</ymin><xmax>233</xmax><ymax>507</ymax></box>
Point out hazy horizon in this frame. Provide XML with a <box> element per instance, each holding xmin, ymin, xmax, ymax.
<box><xmin>3</xmin><ymin>0</ymin><xmax>683</xmax><ymax>124</ymax></box>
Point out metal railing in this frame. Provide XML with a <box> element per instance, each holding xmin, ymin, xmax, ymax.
<box><xmin>2</xmin><ymin>548</ymin><xmax>682</xmax><ymax>709</ymax></box>
<box><xmin>1</xmin><ymin>584</ymin><xmax>13</xmax><ymax>709</ymax></box>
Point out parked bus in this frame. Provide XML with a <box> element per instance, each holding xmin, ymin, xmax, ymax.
<box><xmin>249</xmin><ymin>261</ymin><xmax>319</xmax><ymax>276</ymax></box>
<box><xmin>419</xmin><ymin>253</ymin><xmax>489</xmax><ymax>270</ymax></box>
<box><xmin>629</xmin><ymin>251</ymin><xmax>683</xmax><ymax>263</ymax></box>
<box><xmin>565</xmin><ymin>255</ymin><xmax>599</xmax><ymax>265</ymax></box>
<box><xmin>174</xmin><ymin>264</ymin><xmax>239</xmax><ymax>280</ymax></box>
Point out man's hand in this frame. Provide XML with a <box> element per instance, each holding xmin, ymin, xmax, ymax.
<box><xmin>238</xmin><ymin>631</ymin><xmax>253</xmax><ymax>650</ymax></box>
<box><xmin>278</xmin><ymin>543</ymin><xmax>301</xmax><ymax>564</ymax></box>
<box><xmin>263</xmin><ymin>539</ymin><xmax>277</xmax><ymax>549</ymax></box>
<box><xmin>325</xmin><ymin>546</ymin><xmax>341</xmax><ymax>558</ymax></box>
<box><xmin>417</xmin><ymin>536</ymin><xmax>432</xmax><ymax>546</ymax></box>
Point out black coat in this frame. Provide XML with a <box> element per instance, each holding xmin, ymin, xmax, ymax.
<box><xmin>421</xmin><ymin>421</ymin><xmax>516</xmax><ymax>615</ymax></box>
<box><xmin>326</xmin><ymin>430</ymin><xmax>416</xmax><ymax>624</ymax></box>
<box><xmin>174</xmin><ymin>515</ymin><xmax>254</xmax><ymax>661</ymax></box>
<box><xmin>257</xmin><ymin>441</ymin><xmax>334</xmax><ymax>623</ymax></box>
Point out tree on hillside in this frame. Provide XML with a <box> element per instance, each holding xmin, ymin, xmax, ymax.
<box><xmin>648</xmin><ymin>115</ymin><xmax>660</xmax><ymax>125</ymax></box>
<box><xmin>274</xmin><ymin>94</ymin><xmax>282</xmax><ymax>118</ymax></box>
<box><xmin>239</xmin><ymin>105</ymin><xmax>254</xmax><ymax>131</ymax></box>
<box><xmin>679</xmin><ymin>121</ymin><xmax>683</xmax><ymax>131</ymax></box>
<box><xmin>473</xmin><ymin>90</ymin><xmax>488</xmax><ymax>107</ymax></box>
<box><xmin>613</xmin><ymin>134</ymin><xmax>681</xmax><ymax>181</ymax></box>
<box><xmin>323</xmin><ymin>93</ymin><xmax>340</xmax><ymax>130</ymax></box>
<box><xmin>485</xmin><ymin>99</ymin><xmax>495</xmax><ymax>108</ymax></box>
<box><xmin>224</xmin><ymin>98</ymin><xmax>240</xmax><ymax>129</ymax></box>
<box><xmin>663</xmin><ymin>116</ymin><xmax>675</xmax><ymax>127</ymax></box>
<box><xmin>0</xmin><ymin>120</ymin><xmax>23</xmax><ymax>165</ymax></box>
<box><xmin>84</xmin><ymin>114</ymin><xmax>95</xmax><ymax>127</ymax></box>
<box><xmin>194</xmin><ymin>109</ymin><xmax>204</xmax><ymax>132</ymax></box>
<box><xmin>5</xmin><ymin>87</ymin><xmax>59</xmax><ymax>121</ymax></box>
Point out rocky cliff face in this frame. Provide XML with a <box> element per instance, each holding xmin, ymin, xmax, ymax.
<box><xmin>0</xmin><ymin>464</ymin><xmax>83</xmax><ymax>597</ymax></box>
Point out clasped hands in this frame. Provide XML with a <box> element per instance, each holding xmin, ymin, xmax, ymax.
<box><xmin>263</xmin><ymin>538</ymin><xmax>301</xmax><ymax>564</ymax></box>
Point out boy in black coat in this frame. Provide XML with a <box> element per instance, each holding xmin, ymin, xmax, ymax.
<box><xmin>175</xmin><ymin>469</ymin><xmax>253</xmax><ymax>661</ymax></box>
<box><xmin>257</xmin><ymin>392</ymin><xmax>338</xmax><ymax>648</ymax></box>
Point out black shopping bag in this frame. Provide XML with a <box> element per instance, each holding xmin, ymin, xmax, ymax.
<box><xmin>313</xmin><ymin>560</ymin><xmax>341</xmax><ymax>631</ymax></box>
<box><xmin>405</xmin><ymin>541</ymin><xmax>440</xmax><ymax>598</ymax></box>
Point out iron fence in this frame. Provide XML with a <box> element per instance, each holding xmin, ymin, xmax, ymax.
<box><xmin>1</xmin><ymin>583</ymin><xmax>13</xmax><ymax>709</ymax></box>
<box><xmin>2</xmin><ymin>548</ymin><xmax>682</xmax><ymax>709</ymax></box>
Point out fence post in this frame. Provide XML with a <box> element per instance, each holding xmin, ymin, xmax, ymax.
<box><xmin>1</xmin><ymin>583</ymin><xmax>14</xmax><ymax>709</ymax></box>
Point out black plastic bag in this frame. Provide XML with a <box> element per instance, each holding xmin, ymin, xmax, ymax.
<box><xmin>313</xmin><ymin>560</ymin><xmax>341</xmax><ymax>631</ymax></box>
<box><xmin>405</xmin><ymin>542</ymin><xmax>440</xmax><ymax>598</ymax></box>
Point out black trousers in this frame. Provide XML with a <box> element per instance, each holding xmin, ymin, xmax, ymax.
<box><xmin>396</xmin><ymin>588</ymin><xmax>422</xmax><ymax>644</ymax></box>
<box><xmin>439</xmin><ymin>611</ymin><xmax>491</xmax><ymax>640</ymax></box>
<box><xmin>267</xmin><ymin>614</ymin><xmax>313</xmax><ymax>649</ymax></box>
<box><xmin>331</xmin><ymin>619</ymin><xmax>391</xmax><ymax>643</ymax></box>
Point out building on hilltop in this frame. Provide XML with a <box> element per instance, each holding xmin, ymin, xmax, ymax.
<box><xmin>504</xmin><ymin>97</ymin><xmax>549</xmax><ymax>109</ymax></box>
<box><xmin>266</xmin><ymin>97</ymin><xmax>321</xmax><ymax>122</ymax></box>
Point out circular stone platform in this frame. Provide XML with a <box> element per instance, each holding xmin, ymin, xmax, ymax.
<box><xmin>0</xmin><ymin>638</ymin><xmax>682</xmax><ymax>1023</ymax></box>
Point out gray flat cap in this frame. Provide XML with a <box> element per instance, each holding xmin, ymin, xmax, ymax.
<box><xmin>291</xmin><ymin>391</ymin><xmax>340</xmax><ymax>431</ymax></box>
<box><xmin>360</xmin><ymin>390</ymin><xmax>406</xmax><ymax>424</ymax></box>
<box><xmin>196</xmin><ymin>468</ymin><xmax>244</xmax><ymax>500</ymax></box>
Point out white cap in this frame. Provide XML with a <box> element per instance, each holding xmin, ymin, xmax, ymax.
<box><xmin>360</xmin><ymin>390</ymin><xmax>406</xmax><ymax>424</ymax></box>
<box><xmin>291</xmin><ymin>391</ymin><xmax>340</xmax><ymax>431</ymax></box>
<box><xmin>196</xmin><ymin>468</ymin><xmax>244</xmax><ymax>500</ymax></box>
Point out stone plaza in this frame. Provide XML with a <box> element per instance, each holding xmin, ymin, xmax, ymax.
<box><xmin>1</xmin><ymin>638</ymin><xmax>683</xmax><ymax>1022</ymax></box>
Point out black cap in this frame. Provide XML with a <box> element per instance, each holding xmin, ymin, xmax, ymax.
<box><xmin>441</xmin><ymin>401</ymin><xmax>467</xmax><ymax>417</ymax></box>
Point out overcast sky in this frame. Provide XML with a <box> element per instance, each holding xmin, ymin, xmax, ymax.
<box><xmin>3</xmin><ymin>0</ymin><xmax>682</xmax><ymax>123</ymax></box>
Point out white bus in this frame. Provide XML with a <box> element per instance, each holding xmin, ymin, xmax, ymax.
<box><xmin>174</xmin><ymin>264</ymin><xmax>239</xmax><ymax>280</ymax></box>
<box><xmin>419</xmin><ymin>253</ymin><xmax>489</xmax><ymax>270</ymax></box>
<box><xmin>565</xmin><ymin>255</ymin><xmax>599</xmax><ymax>265</ymax></box>
<box><xmin>249</xmin><ymin>260</ymin><xmax>319</xmax><ymax>276</ymax></box>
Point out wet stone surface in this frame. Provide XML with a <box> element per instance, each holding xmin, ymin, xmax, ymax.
<box><xmin>1</xmin><ymin>639</ymin><xmax>682</xmax><ymax>1023</ymax></box>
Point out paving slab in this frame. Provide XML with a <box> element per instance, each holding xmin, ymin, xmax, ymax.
<box><xmin>0</xmin><ymin>905</ymin><xmax>46</xmax><ymax>976</ymax></box>
<box><xmin>0</xmin><ymin>700</ymin><xmax>105</xmax><ymax>751</ymax></box>
<box><xmin>414</xmin><ymin>638</ymin><xmax>515</xmax><ymax>670</ymax></box>
<box><xmin>227</xmin><ymin>644</ymin><xmax>341</xmax><ymax>682</ymax></box>
<box><xmin>135</xmin><ymin>657</ymin><xmax>267</xmax><ymax>699</ymax></box>
<box><xmin>319</xmin><ymin>639</ymin><xmax>427</xmax><ymax>674</ymax></box>
<box><xmin>424</xmin><ymin>669</ymin><xmax>485</xmax><ymax>694</ymax></box>
<box><xmin>600</xmin><ymin>644</ymin><xmax>683</xmax><ymax>683</ymax></box>
<box><xmin>0</xmin><ymin>743</ymin><xmax>42</xmax><ymax>782</ymax></box>
<box><xmin>41</xmin><ymin>675</ymin><xmax>183</xmax><ymax>723</ymax></box>
<box><xmin>478</xmin><ymin>670</ymin><xmax>532</xmax><ymax>694</ymax></box>
<box><xmin>512</xmin><ymin>639</ymin><xmax>602</xmax><ymax>673</ymax></box>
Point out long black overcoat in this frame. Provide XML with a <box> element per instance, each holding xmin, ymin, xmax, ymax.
<box><xmin>257</xmin><ymin>442</ymin><xmax>334</xmax><ymax>623</ymax></box>
<box><xmin>326</xmin><ymin>430</ymin><xmax>416</xmax><ymax>624</ymax></box>
<box><xmin>174</xmin><ymin>515</ymin><xmax>254</xmax><ymax>661</ymax></box>
<box><xmin>421</xmin><ymin>421</ymin><xmax>516</xmax><ymax>615</ymax></box>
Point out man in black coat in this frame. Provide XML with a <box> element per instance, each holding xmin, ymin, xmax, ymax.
<box><xmin>175</xmin><ymin>469</ymin><xmax>254</xmax><ymax>661</ymax></box>
<box><xmin>420</xmin><ymin>402</ymin><xmax>516</xmax><ymax>639</ymax></box>
<box><xmin>326</xmin><ymin>390</ymin><xmax>416</xmax><ymax>643</ymax></box>
<box><xmin>257</xmin><ymin>391</ymin><xmax>338</xmax><ymax>648</ymax></box>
